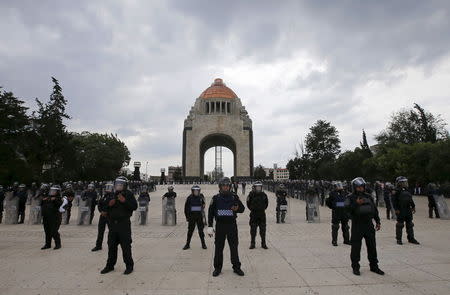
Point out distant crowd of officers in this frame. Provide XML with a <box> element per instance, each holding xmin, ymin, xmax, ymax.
<box><xmin>0</xmin><ymin>175</ymin><xmax>445</xmax><ymax>277</ymax></box>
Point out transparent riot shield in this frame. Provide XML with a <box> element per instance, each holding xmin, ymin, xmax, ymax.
<box><xmin>162</xmin><ymin>197</ymin><xmax>177</xmax><ymax>226</ymax></box>
<box><xmin>61</xmin><ymin>211</ymin><xmax>69</xmax><ymax>225</ymax></box>
<box><xmin>4</xmin><ymin>192</ymin><xmax>19</xmax><ymax>224</ymax></box>
<box><xmin>28</xmin><ymin>196</ymin><xmax>42</xmax><ymax>225</ymax></box>
<box><xmin>77</xmin><ymin>197</ymin><xmax>92</xmax><ymax>225</ymax></box>
<box><xmin>135</xmin><ymin>200</ymin><xmax>149</xmax><ymax>225</ymax></box>
<box><xmin>276</xmin><ymin>199</ymin><xmax>290</xmax><ymax>224</ymax></box>
<box><xmin>306</xmin><ymin>193</ymin><xmax>320</xmax><ymax>223</ymax></box>
<box><xmin>433</xmin><ymin>194</ymin><xmax>450</xmax><ymax>220</ymax></box>
<box><xmin>377</xmin><ymin>192</ymin><xmax>385</xmax><ymax>207</ymax></box>
<box><xmin>388</xmin><ymin>196</ymin><xmax>397</xmax><ymax>220</ymax></box>
<box><xmin>26</xmin><ymin>190</ymin><xmax>32</xmax><ymax>205</ymax></box>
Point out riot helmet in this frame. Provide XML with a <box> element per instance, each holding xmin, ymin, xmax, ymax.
<box><xmin>253</xmin><ymin>181</ymin><xmax>263</xmax><ymax>192</ymax></box>
<box><xmin>191</xmin><ymin>185</ymin><xmax>201</xmax><ymax>196</ymax></box>
<box><xmin>351</xmin><ymin>177</ymin><xmax>366</xmax><ymax>193</ymax></box>
<box><xmin>218</xmin><ymin>177</ymin><xmax>232</xmax><ymax>192</ymax></box>
<box><xmin>333</xmin><ymin>181</ymin><xmax>343</xmax><ymax>191</ymax></box>
<box><xmin>114</xmin><ymin>176</ymin><xmax>128</xmax><ymax>192</ymax></box>
<box><xmin>105</xmin><ymin>182</ymin><xmax>114</xmax><ymax>193</ymax></box>
<box><xmin>395</xmin><ymin>176</ymin><xmax>408</xmax><ymax>189</ymax></box>
<box><xmin>49</xmin><ymin>185</ymin><xmax>61</xmax><ymax>196</ymax></box>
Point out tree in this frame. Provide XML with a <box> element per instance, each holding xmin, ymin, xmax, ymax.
<box><xmin>376</xmin><ymin>103</ymin><xmax>448</xmax><ymax>145</ymax></box>
<box><xmin>305</xmin><ymin>120</ymin><xmax>341</xmax><ymax>178</ymax></box>
<box><xmin>33</xmin><ymin>77</ymin><xmax>71</xmax><ymax>182</ymax></box>
<box><xmin>0</xmin><ymin>88</ymin><xmax>33</xmax><ymax>184</ymax></box>
<box><xmin>70</xmin><ymin>132</ymin><xmax>131</xmax><ymax>181</ymax></box>
<box><xmin>253</xmin><ymin>165</ymin><xmax>267</xmax><ymax>180</ymax></box>
<box><xmin>360</xmin><ymin>129</ymin><xmax>373</xmax><ymax>158</ymax></box>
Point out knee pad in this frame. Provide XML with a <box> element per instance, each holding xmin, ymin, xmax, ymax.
<box><xmin>406</xmin><ymin>221</ymin><xmax>414</xmax><ymax>228</ymax></box>
<box><xmin>396</xmin><ymin>222</ymin><xmax>404</xmax><ymax>229</ymax></box>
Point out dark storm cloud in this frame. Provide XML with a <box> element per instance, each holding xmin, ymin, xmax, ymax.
<box><xmin>1</xmin><ymin>0</ymin><xmax>450</xmax><ymax>175</ymax></box>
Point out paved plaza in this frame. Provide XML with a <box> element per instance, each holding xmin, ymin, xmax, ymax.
<box><xmin>0</xmin><ymin>184</ymin><xmax>449</xmax><ymax>294</ymax></box>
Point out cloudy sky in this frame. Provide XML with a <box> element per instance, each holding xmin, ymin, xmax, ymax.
<box><xmin>1</xmin><ymin>0</ymin><xmax>450</xmax><ymax>176</ymax></box>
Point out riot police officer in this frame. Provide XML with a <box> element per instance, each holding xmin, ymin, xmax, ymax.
<box><xmin>86</xmin><ymin>183</ymin><xmax>98</xmax><ymax>224</ymax></box>
<box><xmin>183</xmin><ymin>185</ymin><xmax>207</xmax><ymax>250</ymax></box>
<box><xmin>41</xmin><ymin>185</ymin><xmax>63</xmax><ymax>250</ymax></box>
<box><xmin>136</xmin><ymin>186</ymin><xmax>151</xmax><ymax>225</ymax></box>
<box><xmin>17</xmin><ymin>184</ymin><xmax>28</xmax><ymax>223</ymax></box>
<box><xmin>92</xmin><ymin>182</ymin><xmax>114</xmax><ymax>251</ymax></box>
<box><xmin>393</xmin><ymin>176</ymin><xmax>419</xmax><ymax>245</ymax></box>
<box><xmin>346</xmin><ymin>177</ymin><xmax>384</xmax><ymax>276</ymax></box>
<box><xmin>208</xmin><ymin>177</ymin><xmax>245</xmax><ymax>277</ymax></box>
<box><xmin>383</xmin><ymin>182</ymin><xmax>393</xmax><ymax>220</ymax></box>
<box><xmin>247</xmin><ymin>181</ymin><xmax>269</xmax><ymax>249</ymax></box>
<box><xmin>326</xmin><ymin>181</ymin><xmax>350</xmax><ymax>246</ymax></box>
<box><xmin>62</xmin><ymin>183</ymin><xmax>75</xmax><ymax>224</ymax></box>
<box><xmin>276</xmin><ymin>184</ymin><xmax>288</xmax><ymax>223</ymax></box>
<box><xmin>426</xmin><ymin>183</ymin><xmax>440</xmax><ymax>219</ymax></box>
<box><xmin>0</xmin><ymin>185</ymin><xmax>5</xmax><ymax>223</ymax></box>
<box><xmin>101</xmin><ymin>177</ymin><xmax>137</xmax><ymax>275</ymax></box>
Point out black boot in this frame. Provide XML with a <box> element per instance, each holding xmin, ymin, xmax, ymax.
<box><xmin>183</xmin><ymin>232</ymin><xmax>192</xmax><ymax>250</ymax></box>
<box><xmin>396</xmin><ymin>222</ymin><xmax>404</xmax><ymax>245</ymax></box>
<box><xmin>100</xmin><ymin>266</ymin><xmax>114</xmax><ymax>274</ymax></box>
<box><xmin>41</xmin><ymin>244</ymin><xmax>51</xmax><ymax>250</ymax></box>
<box><xmin>212</xmin><ymin>269</ymin><xmax>221</xmax><ymax>277</ymax></box>
<box><xmin>91</xmin><ymin>246</ymin><xmax>102</xmax><ymax>251</ymax></box>
<box><xmin>331</xmin><ymin>224</ymin><xmax>339</xmax><ymax>246</ymax></box>
<box><xmin>370</xmin><ymin>266</ymin><xmax>385</xmax><ymax>275</ymax></box>
<box><xmin>249</xmin><ymin>241</ymin><xmax>255</xmax><ymax>249</ymax></box>
<box><xmin>200</xmin><ymin>236</ymin><xmax>207</xmax><ymax>249</ymax></box>
<box><xmin>182</xmin><ymin>244</ymin><xmax>190</xmax><ymax>250</ymax></box>
<box><xmin>342</xmin><ymin>224</ymin><xmax>350</xmax><ymax>245</ymax></box>
<box><xmin>386</xmin><ymin>209</ymin><xmax>390</xmax><ymax>220</ymax></box>
<box><xmin>406</xmin><ymin>222</ymin><xmax>419</xmax><ymax>244</ymax></box>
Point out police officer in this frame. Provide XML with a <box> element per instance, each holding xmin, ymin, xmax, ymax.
<box><xmin>383</xmin><ymin>182</ymin><xmax>393</xmax><ymax>220</ymax></box>
<box><xmin>101</xmin><ymin>177</ymin><xmax>137</xmax><ymax>275</ymax></box>
<box><xmin>426</xmin><ymin>183</ymin><xmax>440</xmax><ymax>219</ymax></box>
<box><xmin>137</xmin><ymin>186</ymin><xmax>151</xmax><ymax>225</ymax></box>
<box><xmin>17</xmin><ymin>184</ymin><xmax>28</xmax><ymax>223</ymax></box>
<box><xmin>247</xmin><ymin>181</ymin><xmax>269</xmax><ymax>249</ymax></box>
<box><xmin>326</xmin><ymin>181</ymin><xmax>350</xmax><ymax>246</ymax></box>
<box><xmin>87</xmin><ymin>183</ymin><xmax>99</xmax><ymax>224</ymax></box>
<box><xmin>183</xmin><ymin>185</ymin><xmax>207</xmax><ymax>250</ymax></box>
<box><xmin>208</xmin><ymin>177</ymin><xmax>245</xmax><ymax>277</ymax></box>
<box><xmin>346</xmin><ymin>177</ymin><xmax>384</xmax><ymax>276</ymax></box>
<box><xmin>62</xmin><ymin>183</ymin><xmax>75</xmax><ymax>224</ymax></box>
<box><xmin>0</xmin><ymin>185</ymin><xmax>5</xmax><ymax>223</ymax></box>
<box><xmin>393</xmin><ymin>176</ymin><xmax>419</xmax><ymax>245</ymax></box>
<box><xmin>163</xmin><ymin>186</ymin><xmax>177</xmax><ymax>202</ymax></box>
<box><xmin>276</xmin><ymin>184</ymin><xmax>288</xmax><ymax>223</ymax></box>
<box><xmin>41</xmin><ymin>185</ymin><xmax>63</xmax><ymax>250</ymax></box>
<box><xmin>92</xmin><ymin>182</ymin><xmax>114</xmax><ymax>251</ymax></box>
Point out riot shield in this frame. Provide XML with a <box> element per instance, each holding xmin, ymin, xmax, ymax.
<box><xmin>276</xmin><ymin>199</ymin><xmax>290</xmax><ymax>224</ymax></box>
<box><xmin>135</xmin><ymin>200</ymin><xmax>149</xmax><ymax>225</ymax></box>
<box><xmin>26</xmin><ymin>190</ymin><xmax>32</xmax><ymax>205</ymax></box>
<box><xmin>77</xmin><ymin>197</ymin><xmax>92</xmax><ymax>225</ymax></box>
<box><xmin>388</xmin><ymin>195</ymin><xmax>397</xmax><ymax>220</ymax></box>
<box><xmin>28</xmin><ymin>196</ymin><xmax>42</xmax><ymax>225</ymax></box>
<box><xmin>162</xmin><ymin>197</ymin><xmax>177</xmax><ymax>226</ymax></box>
<box><xmin>4</xmin><ymin>192</ymin><xmax>19</xmax><ymax>224</ymax></box>
<box><xmin>433</xmin><ymin>194</ymin><xmax>450</xmax><ymax>220</ymax></box>
<box><xmin>306</xmin><ymin>193</ymin><xmax>320</xmax><ymax>223</ymax></box>
<box><xmin>377</xmin><ymin>192</ymin><xmax>386</xmax><ymax>207</ymax></box>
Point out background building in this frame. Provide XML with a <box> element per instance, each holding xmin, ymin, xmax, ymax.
<box><xmin>274</xmin><ymin>168</ymin><xmax>289</xmax><ymax>181</ymax></box>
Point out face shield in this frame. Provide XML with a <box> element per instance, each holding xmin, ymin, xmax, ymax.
<box><xmin>254</xmin><ymin>185</ymin><xmax>262</xmax><ymax>192</ymax></box>
<box><xmin>105</xmin><ymin>184</ymin><xmax>114</xmax><ymax>192</ymax></box>
<box><xmin>49</xmin><ymin>187</ymin><xmax>60</xmax><ymax>196</ymax></box>
<box><xmin>220</xmin><ymin>184</ymin><xmax>231</xmax><ymax>192</ymax></box>
<box><xmin>192</xmin><ymin>188</ymin><xmax>200</xmax><ymax>196</ymax></box>
<box><xmin>115</xmin><ymin>181</ymin><xmax>125</xmax><ymax>192</ymax></box>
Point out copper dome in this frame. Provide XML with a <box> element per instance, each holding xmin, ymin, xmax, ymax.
<box><xmin>199</xmin><ymin>78</ymin><xmax>237</xmax><ymax>99</ymax></box>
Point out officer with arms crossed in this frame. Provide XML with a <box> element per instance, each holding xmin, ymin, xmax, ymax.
<box><xmin>100</xmin><ymin>177</ymin><xmax>137</xmax><ymax>275</ymax></box>
<box><xmin>208</xmin><ymin>177</ymin><xmax>245</xmax><ymax>277</ymax></box>
<box><xmin>326</xmin><ymin>181</ymin><xmax>350</xmax><ymax>246</ymax></box>
<box><xmin>346</xmin><ymin>177</ymin><xmax>384</xmax><ymax>276</ymax></box>
<box><xmin>183</xmin><ymin>185</ymin><xmax>207</xmax><ymax>250</ymax></box>
<box><xmin>246</xmin><ymin>181</ymin><xmax>269</xmax><ymax>249</ymax></box>
<box><xmin>393</xmin><ymin>176</ymin><xmax>420</xmax><ymax>245</ymax></box>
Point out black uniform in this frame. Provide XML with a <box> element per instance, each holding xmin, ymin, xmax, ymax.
<box><xmin>326</xmin><ymin>190</ymin><xmax>350</xmax><ymax>245</ymax></box>
<box><xmin>392</xmin><ymin>188</ymin><xmax>417</xmax><ymax>243</ymax></box>
<box><xmin>94</xmin><ymin>191</ymin><xmax>114</xmax><ymax>249</ymax></box>
<box><xmin>383</xmin><ymin>187</ymin><xmax>392</xmax><ymax>219</ymax></box>
<box><xmin>275</xmin><ymin>189</ymin><xmax>288</xmax><ymax>223</ymax></box>
<box><xmin>105</xmin><ymin>190</ymin><xmax>137</xmax><ymax>270</ymax></box>
<box><xmin>208</xmin><ymin>192</ymin><xmax>245</xmax><ymax>272</ymax></box>
<box><xmin>346</xmin><ymin>192</ymin><xmax>380</xmax><ymax>271</ymax></box>
<box><xmin>246</xmin><ymin>191</ymin><xmax>268</xmax><ymax>247</ymax></box>
<box><xmin>184</xmin><ymin>194</ymin><xmax>206</xmax><ymax>248</ymax></box>
<box><xmin>42</xmin><ymin>194</ymin><xmax>63</xmax><ymax>248</ymax></box>
<box><xmin>0</xmin><ymin>188</ymin><xmax>5</xmax><ymax>223</ymax></box>
<box><xmin>427</xmin><ymin>187</ymin><xmax>440</xmax><ymax>218</ymax></box>
<box><xmin>17</xmin><ymin>190</ymin><xmax>28</xmax><ymax>223</ymax></box>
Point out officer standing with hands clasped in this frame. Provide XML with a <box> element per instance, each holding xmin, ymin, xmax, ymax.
<box><xmin>208</xmin><ymin>177</ymin><xmax>245</xmax><ymax>277</ymax></box>
<box><xmin>100</xmin><ymin>177</ymin><xmax>137</xmax><ymax>275</ymax></box>
<box><xmin>246</xmin><ymin>181</ymin><xmax>269</xmax><ymax>249</ymax></box>
<box><xmin>346</xmin><ymin>177</ymin><xmax>384</xmax><ymax>276</ymax></box>
<box><xmin>326</xmin><ymin>181</ymin><xmax>350</xmax><ymax>246</ymax></box>
<box><xmin>92</xmin><ymin>182</ymin><xmax>114</xmax><ymax>252</ymax></box>
<box><xmin>183</xmin><ymin>185</ymin><xmax>207</xmax><ymax>250</ymax></box>
<box><xmin>393</xmin><ymin>176</ymin><xmax>420</xmax><ymax>245</ymax></box>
